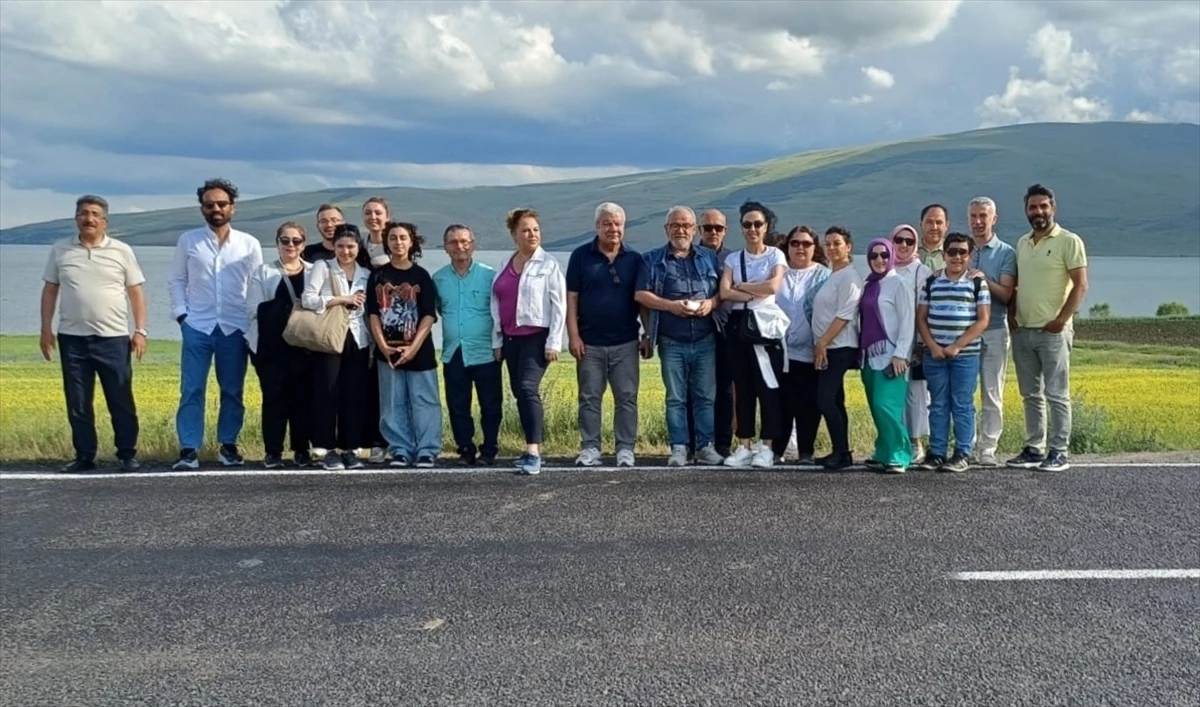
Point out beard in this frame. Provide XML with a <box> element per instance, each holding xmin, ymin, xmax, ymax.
<box><xmin>204</xmin><ymin>212</ymin><xmax>229</xmax><ymax>228</ymax></box>
<box><xmin>1028</xmin><ymin>216</ymin><xmax>1051</xmax><ymax>230</ymax></box>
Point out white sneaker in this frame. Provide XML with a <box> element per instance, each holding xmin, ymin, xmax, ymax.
<box><xmin>724</xmin><ymin>445</ymin><xmax>753</xmax><ymax>468</ymax></box>
<box><xmin>311</xmin><ymin>447</ymin><xmax>328</xmax><ymax>459</ymax></box>
<box><xmin>911</xmin><ymin>440</ymin><xmax>924</xmax><ymax>463</ymax></box>
<box><xmin>667</xmin><ymin>445</ymin><xmax>689</xmax><ymax>467</ymax></box>
<box><xmin>785</xmin><ymin>434</ymin><xmax>798</xmax><ymax>461</ymax></box>
<box><xmin>694</xmin><ymin>445</ymin><xmax>725</xmax><ymax>466</ymax></box>
<box><xmin>616</xmin><ymin>449</ymin><xmax>635</xmax><ymax>467</ymax></box>
<box><xmin>751</xmin><ymin>443</ymin><xmax>774</xmax><ymax>469</ymax></box>
<box><xmin>368</xmin><ymin>447</ymin><xmax>387</xmax><ymax>464</ymax></box>
<box><xmin>576</xmin><ymin>448</ymin><xmax>603</xmax><ymax>467</ymax></box>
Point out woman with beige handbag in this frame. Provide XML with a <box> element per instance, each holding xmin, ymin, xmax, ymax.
<box><xmin>301</xmin><ymin>225</ymin><xmax>373</xmax><ymax>471</ymax></box>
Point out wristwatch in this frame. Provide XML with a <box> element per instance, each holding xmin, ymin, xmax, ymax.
<box><xmin>134</xmin><ymin>328</ymin><xmax>148</xmax><ymax>337</ymax></box>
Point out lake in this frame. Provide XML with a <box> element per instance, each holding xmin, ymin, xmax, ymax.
<box><xmin>3</xmin><ymin>244</ymin><xmax>1197</xmax><ymax>344</ymax></box>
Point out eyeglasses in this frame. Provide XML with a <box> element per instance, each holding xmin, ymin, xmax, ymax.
<box><xmin>202</xmin><ymin>200</ymin><xmax>231</xmax><ymax>209</ymax></box>
<box><xmin>667</xmin><ymin>223</ymin><xmax>695</xmax><ymax>232</ymax></box>
<box><xmin>868</xmin><ymin>251</ymin><xmax>890</xmax><ymax>261</ymax></box>
<box><xmin>742</xmin><ymin>220</ymin><xmax>765</xmax><ymax>230</ymax></box>
<box><xmin>701</xmin><ymin>224</ymin><xmax>726</xmax><ymax>234</ymax></box>
<box><xmin>945</xmin><ymin>247</ymin><xmax>970</xmax><ymax>257</ymax></box>
<box><xmin>278</xmin><ymin>237</ymin><xmax>304</xmax><ymax>246</ymax></box>
<box><xmin>607</xmin><ymin>263</ymin><xmax>621</xmax><ymax>285</ymax></box>
<box><xmin>789</xmin><ymin>240</ymin><xmax>815</xmax><ymax>248</ymax></box>
<box><xmin>892</xmin><ymin>237</ymin><xmax>916</xmax><ymax>246</ymax></box>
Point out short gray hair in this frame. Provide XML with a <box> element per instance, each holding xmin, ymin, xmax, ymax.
<box><xmin>968</xmin><ymin>196</ymin><xmax>997</xmax><ymax>212</ymax></box>
<box><xmin>664</xmin><ymin>205</ymin><xmax>695</xmax><ymax>225</ymax></box>
<box><xmin>75</xmin><ymin>194</ymin><xmax>109</xmax><ymax>215</ymax></box>
<box><xmin>595</xmin><ymin>202</ymin><xmax>626</xmax><ymax>222</ymax></box>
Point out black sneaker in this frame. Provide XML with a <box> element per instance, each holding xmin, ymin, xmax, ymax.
<box><xmin>60</xmin><ymin>459</ymin><xmax>96</xmax><ymax>474</ymax></box>
<box><xmin>218</xmin><ymin>444</ymin><xmax>244</xmax><ymax>467</ymax></box>
<box><xmin>455</xmin><ymin>451</ymin><xmax>476</xmax><ymax>466</ymax></box>
<box><xmin>940</xmin><ymin>452</ymin><xmax>970</xmax><ymax>473</ymax></box>
<box><xmin>342</xmin><ymin>451</ymin><xmax>365</xmax><ymax>470</ymax></box>
<box><xmin>389</xmin><ymin>455</ymin><xmax>411</xmax><ymax>468</ymax></box>
<box><xmin>263</xmin><ymin>453</ymin><xmax>284</xmax><ymax>470</ymax></box>
<box><xmin>912</xmin><ymin>454</ymin><xmax>944</xmax><ymax>471</ymax></box>
<box><xmin>323</xmin><ymin>451</ymin><xmax>345</xmax><ymax>471</ymax></box>
<box><xmin>794</xmin><ymin>453</ymin><xmax>816</xmax><ymax>466</ymax></box>
<box><xmin>822</xmin><ymin>452</ymin><xmax>853</xmax><ymax>471</ymax></box>
<box><xmin>172</xmin><ymin>449</ymin><xmax>199</xmax><ymax>471</ymax></box>
<box><xmin>294</xmin><ymin>450</ymin><xmax>315</xmax><ymax>467</ymax></box>
<box><xmin>477</xmin><ymin>454</ymin><xmax>496</xmax><ymax>467</ymax></box>
<box><xmin>119</xmin><ymin>457</ymin><xmax>141</xmax><ymax>473</ymax></box>
<box><xmin>415</xmin><ymin>455</ymin><xmax>435</xmax><ymax>469</ymax></box>
<box><xmin>1006</xmin><ymin>447</ymin><xmax>1045</xmax><ymax>469</ymax></box>
<box><xmin>1038</xmin><ymin>450</ymin><xmax>1071</xmax><ymax>472</ymax></box>
<box><xmin>864</xmin><ymin>459</ymin><xmax>885</xmax><ymax>471</ymax></box>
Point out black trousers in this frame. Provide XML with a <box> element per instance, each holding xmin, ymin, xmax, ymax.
<box><xmin>58</xmin><ymin>334</ymin><xmax>139</xmax><ymax>461</ymax></box>
<box><xmin>312</xmin><ymin>333</ymin><xmax>369</xmax><ymax>451</ymax></box>
<box><xmin>687</xmin><ymin>329</ymin><xmax>734</xmax><ymax>451</ymax></box>
<box><xmin>253</xmin><ymin>347</ymin><xmax>313</xmax><ymax>456</ymax></box>
<box><xmin>443</xmin><ymin>349</ymin><xmax>503</xmax><ymax>458</ymax></box>
<box><xmin>772</xmin><ymin>361</ymin><xmax>822</xmax><ymax>458</ymax></box>
<box><xmin>502</xmin><ymin>330</ymin><xmax>549</xmax><ymax>445</ymax></box>
<box><xmin>725</xmin><ymin>313</ymin><xmax>785</xmax><ymax>441</ymax></box>
<box><xmin>816</xmin><ymin>347</ymin><xmax>858</xmax><ymax>456</ymax></box>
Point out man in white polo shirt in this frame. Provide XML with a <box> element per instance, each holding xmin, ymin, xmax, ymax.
<box><xmin>168</xmin><ymin>178</ymin><xmax>263</xmax><ymax>471</ymax></box>
<box><xmin>40</xmin><ymin>195</ymin><xmax>148</xmax><ymax>473</ymax></box>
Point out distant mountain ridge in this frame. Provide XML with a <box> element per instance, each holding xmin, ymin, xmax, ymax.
<box><xmin>2</xmin><ymin>122</ymin><xmax>1198</xmax><ymax>256</ymax></box>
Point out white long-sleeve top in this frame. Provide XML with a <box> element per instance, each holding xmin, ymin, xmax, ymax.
<box><xmin>811</xmin><ymin>265</ymin><xmax>864</xmax><ymax>350</ymax></box>
<box><xmin>245</xmin><ymin>259</ymin><xmax>314</xmax><ymax>354</ymax></box>
<box><xmin>863</xmin><ymin>272</ymin><xmax>916</xmax><ymax>371</ymax></box>
<box><xmin>489</xmin><ymin>247</ymin><xmax>567</xmax><ymax>351</ymax></box>
<box><xmin>301</xmin><ymin>259</ymin><xmax>372</xmax><ymax>349</ymax></box>
<box><xmin>894</xmin><ymin>259</ymin><xmax>934</xmax><ymax>359</ymax></box>
<box><xmin>777</xmin><ymin>264</ymin><xmax>829</xmax><ymax>363</ymax></box>
<box><xmin>168</xmin><ymin>226</ymin><xmax>263</xmax><ymax>335</ymax></box>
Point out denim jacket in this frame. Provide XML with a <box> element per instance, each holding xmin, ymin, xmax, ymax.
<box><xmin>638</xmin><ymin>243</ymin><xmax>721</xmax><ymax>346</ymax></box>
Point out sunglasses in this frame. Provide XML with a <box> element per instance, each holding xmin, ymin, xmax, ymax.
<box><xmin>701</xmin><ymin>224</ymin><xmax>726</xmax><ymax>234</ymax></box>
<box><xmin>608</xmin><ymin>263</ymin><xmax>621</xmax><ymax>285</ymax></box>
<box><xmin>202</xmin><ymin>200</ymin><xmax>231</xmax><ymax>209</ymax></box>
<box><xmin>868</xmin><ymin>251</ymin><xmax>890</xmax><ymax>262</ymax></box>
<box><xmin>742</xmin><ymin>220</ymin><xmax>766</xmax><ymax>230</ymax></box>
<box><xmin>892</xmin><ymin>236</ymin><xmax>916</xmax><ymax>246</ymax></box>
<box><xmin>277</xmin><ymin>237</ymin><xmax>304</xmax><ymax>246</ymax></box>
<box><xmin>789</xmin><ymin>240</ymin><xmax>815</xmax><ymax>248</ymax></box>
<box><xmin>945</xmin><ymin>247</ymin><xmax>970</xmax><ymax>257</ymax></box>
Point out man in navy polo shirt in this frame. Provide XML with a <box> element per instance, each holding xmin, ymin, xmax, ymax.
<box><xmin>566</xmin><ymin>202</ymin><xmax>648</xmax><ymax>467</ymax></box>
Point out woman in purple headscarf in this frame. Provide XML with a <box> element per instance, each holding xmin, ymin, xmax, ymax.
<box><xmin>860</xmin><ymin>238</ymin><xmax>916</xmax><ymax>473</ymax></box>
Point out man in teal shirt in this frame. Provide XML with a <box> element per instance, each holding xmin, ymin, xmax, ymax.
<box><xmin>433</xmin><ymin>225</ymin><xmax>500</xmax><ymax>466</ymax></box>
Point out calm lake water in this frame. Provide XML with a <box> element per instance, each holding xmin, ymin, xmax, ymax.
<box><xmin>2</xmin><ymin>244</ymin><xmax>1197</xmax><ymax>343</ymax></box>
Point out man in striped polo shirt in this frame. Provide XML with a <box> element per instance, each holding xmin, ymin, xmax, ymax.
<box><xmin>915</xmin><ymin>232</ymin><xmax>991</xmax><ymax>472</ymax></box>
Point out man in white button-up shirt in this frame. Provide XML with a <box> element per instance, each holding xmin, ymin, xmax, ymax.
<box><xmin>167</xmin><ymin>178</ymin><xmax>263</xmax><ymax>470</ymax></box>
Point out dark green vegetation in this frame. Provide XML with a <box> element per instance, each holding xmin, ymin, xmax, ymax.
<box><xmin>2</xmin><ymin>122</ymin><xmax>1197</xmax><ymax>255</ymax></box>
<box><xmin>1074</xmin><ymin>315</ymin><xmax>1200</xmax><ymax>348</ymax></box>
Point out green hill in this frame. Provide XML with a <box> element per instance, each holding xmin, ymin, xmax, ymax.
<box><xmin>3</xmin><ymin>122</ymin><xmax>1198</xmax><ymax>256</ymax></box>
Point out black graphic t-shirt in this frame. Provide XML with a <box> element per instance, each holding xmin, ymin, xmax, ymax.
<box><xmin>366</xmin><ymin>263</ymin><xmax>438</xmax><ymax>371</ymax></box>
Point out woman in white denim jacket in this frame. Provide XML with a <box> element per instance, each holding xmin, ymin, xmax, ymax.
<box><xmin>490</xmin><ymin>208</ymin><xmax>566</xmax><ymax>475</ymax></box>
<box><xmin>245</xmin><ymin>221</ymin><xmax>316</xmax><ymax>468</ymax></box>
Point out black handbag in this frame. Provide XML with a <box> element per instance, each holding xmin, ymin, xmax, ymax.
<box><xmin>735</xmin><ymin>252</ymin><xmax>777</xmax><ymax>346</ymax></box>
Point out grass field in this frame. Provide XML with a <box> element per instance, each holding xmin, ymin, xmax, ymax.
<box><xmin>1</xmin><ymin>326</ymin><xmax>1197</xmax><ymax>463</ymax></box>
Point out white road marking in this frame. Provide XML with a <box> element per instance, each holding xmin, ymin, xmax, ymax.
<box><xmin>951</xmin><ymin>569</ymin><xmax>1200</xmax><ymax>581</ymax></box>
<box><xmin>0</xmin><ymin>461</ymin><xmax>1196</xmax><ymax>481</ymax></box>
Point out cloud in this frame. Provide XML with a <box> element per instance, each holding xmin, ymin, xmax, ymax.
<box><xmin>862</xmin><ymin>66</ymin><xmax>896</xmax><ymax>90</ymax></box>
<box><xmin>1125</xmin><ymin>109</ymin><xmax>1162</xmax><ymax>123</ymax></box>
<box><xmin>831</xmin><ymin>95</ymin><xmax>875</xmax><ymax>107</ymax></box>
<box><xmin>1165</xmin><ymin>47</ymin><xmax>1200</xmax><ymax>89</ymax></box>
<box><xmin>978</xmin><ymin>23</ymin><xmax>1111</xmax><ymax>125</ymax></box>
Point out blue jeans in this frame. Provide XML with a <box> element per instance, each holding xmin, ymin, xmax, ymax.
<box><xmin>378</xmin><ymin>366</ymin><xmax>443</xmax><ymax>460</ymax></box>
<box><xmin>659</xmin><ymin>334</ymin><xmax>717</xmax><ymax>448</ymax></box>
<box><xmin>924</xmin><ymin>352</ymin><xmax>980</xmax><ymax>458</ymax></box>
<box><xmin>177</xmin><ymin>323</ymin><xmax>248</xmax><ymax>450</ymax></box>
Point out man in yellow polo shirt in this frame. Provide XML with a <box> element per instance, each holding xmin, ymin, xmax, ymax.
<box><xmin>1006</xmin><ymin>184</ymin><xmax>1089</xmax><ymax>472</ymax></box>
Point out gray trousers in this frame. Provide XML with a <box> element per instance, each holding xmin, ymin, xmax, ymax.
<box><xmin>975</xmin><ymin>327</ymin><xmax>1010</xmax><ymax>457</ymax></box>
<box><xmin>577</xmin><ymin>341</ymin><xmax>640</xmax><ymax>452</ymax></box>
<box><xmin>1011</xmin><ymin>326</ymin><xmax>1073</xmax><ymax>454</ymax></box>
<box><xmin>904</xmin><ymin>379</ymin><xmax>930</xmax><ymax>439</ymax></box>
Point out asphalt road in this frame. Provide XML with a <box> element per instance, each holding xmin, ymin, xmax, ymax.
<box><xmin>2</xmin><ymin>465</ymin><xmax>1198</xmax><ymax>706</ymax></box>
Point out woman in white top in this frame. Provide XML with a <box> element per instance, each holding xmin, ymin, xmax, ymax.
<box><xmin>810</xmin><ymin>226</ymin><xmax>864</xmax><ymax>470</ymax></box>
<box><xmin>246</xmin><ymin>221</ymin><xmax>315</xmax><ymax>469</ymax></box>
<box><xmin>718</xmin><ymin>201</ymin><xmax>788</xmax><ymax>469</ymax></box>
<box><xmin>490</xmin><ymin>208</ymin><xmax>567</xmax><ymax>476</ymax></box>
<box><xmin>890</xmin><ymin>224</ymin><xmax>935</xmax><ymax>462</ymax></box>
<box><xmin>859</xmin><ymin>238</ymin><xmax>916</xmax><ymax>473</ymax></box>
<box><xmin>301</xmin><ymin>226</ymin><xmax>373</xmax><ymax>470</ymax></box>
<box><xmin>360</xmin><ymin>197</ymin><xmax>392</xmax><ymax>269</ymax></box>
<box><xmin>771</xmin><ymin>225</ymin><xmax>831</xmax><ymax>464</ymax></box>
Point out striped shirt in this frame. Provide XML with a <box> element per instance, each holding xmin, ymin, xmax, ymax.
<box><xmin>918</xmin><ymin>272</ymin><xmax>990</xmax><ymax>354</ymax></box>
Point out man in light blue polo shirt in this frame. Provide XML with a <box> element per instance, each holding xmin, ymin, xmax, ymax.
<box><xmin>433</xmin><ymin>225</ymin><xmax>501</xmax><ymax>466</ymax></box>
<box><xmin>966</xmin><ymin>196</ymin><xmax>1017</xmax><ymax>467</ymax></box>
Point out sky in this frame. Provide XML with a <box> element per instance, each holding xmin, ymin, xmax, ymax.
<box><xmin>1</xmin><ymin>0</ymin><xmax>1198</xmax><ymax>228</ymax></box>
